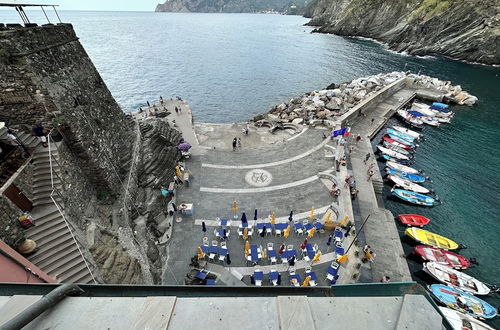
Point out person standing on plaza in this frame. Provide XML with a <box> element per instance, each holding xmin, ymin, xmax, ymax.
<box><xmin>237</xmin><ymin>137</ymin><xmax>241</xmax><ymax>148</ymax></box>
<box><xmin>367</xmin><ymin>169</ymin><xmax>374</xmax><ymax>181</ymax></box>
<box><xmin>232</xmin><ymin>138</ymin><xmax>237</xmax><ymax>151</ymax></box>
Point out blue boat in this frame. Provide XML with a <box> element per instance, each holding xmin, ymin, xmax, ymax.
<box><xmin>380</xmin><ymin>155</ymin><xmax>410</xmax><ymax>165</ymax></box>
<box><xmin>387</xmin><ymin>133</ymin><xmax>415</xmax><ymax>147</ymax></box>
<box><xmin>387</xmin><ymin>128</ymin><xmax>415</xmax><ymax>143</ymax></box>
<box><xmin>431</xmin><ymin>102</ymin><xmax>451</xmax><ymax>113</ymax></box>
<box><xmin>391</xmin><ymin>188</ymin><xmax>434</xmax><ymax>206</ymax></box>
<box><xmin>429</xmin><ymin>284</ymin><xmax>497</xmax><ymax>319</ymax></box>
<box><xmin>386</xmin><ymin>168</ymin><xmax>425</xmax><ymax>183</ymax></box>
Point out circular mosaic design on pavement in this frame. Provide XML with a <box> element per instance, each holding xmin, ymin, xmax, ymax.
<box><xmin>245</xmin><ymin>169</ymin><xmax>273</xmax><ymax>187</ymax></box>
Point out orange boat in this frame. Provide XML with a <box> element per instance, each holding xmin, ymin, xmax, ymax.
<box><xmin>398</xmin><ymin>214</ymin><xmax>430</xmax><ymax>227</ymax></box>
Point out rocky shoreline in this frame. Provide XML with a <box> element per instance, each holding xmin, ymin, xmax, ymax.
<box><xmin>252</xmin><ymin>72</ymin><xmax>477</xmax><ymax>125</ymax></box>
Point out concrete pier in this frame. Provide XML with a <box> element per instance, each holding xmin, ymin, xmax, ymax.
<box><xmin>136</xmin><ymin>78</ymin><xmax>449</xmax><ymax>286</ymax></box>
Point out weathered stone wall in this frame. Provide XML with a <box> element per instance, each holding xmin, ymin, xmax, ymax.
<box><xmin>12</xmin><ymin>161</ymin><xmax>34</xmax><ymax>201</ymax></box>
<box><xmin>0</xmin><ymin>24</ymin><xmax>135</xmax><ymax>193</ymax></box>
<box><xmin>0</xmin><ymin>196</ymin><xmax>24</xmax><ymax>247</ymax></box>
<box><xmin>0</xmin><ymin>24</ymin><xmax>181</xmax><ymax>284</ymax></box>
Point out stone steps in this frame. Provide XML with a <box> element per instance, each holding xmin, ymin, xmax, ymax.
<box><xmin>24</xmin><ymin>146</ymin><xmax>95</xmax><ymax>284</ymax></box>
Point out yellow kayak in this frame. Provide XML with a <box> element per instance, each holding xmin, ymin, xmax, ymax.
<box><xmin>405</xmin><ymin>227</ymin><xmax>459</xmax><ymax>250</ymax></box>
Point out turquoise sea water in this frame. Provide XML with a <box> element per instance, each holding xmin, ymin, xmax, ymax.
<box><xmin>1</xmin><ymin>10</ymin><xmax>499</xmax><ymax>323</ymax></box>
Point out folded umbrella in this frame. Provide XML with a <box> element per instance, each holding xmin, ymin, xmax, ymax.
<box><xmin>177</xmin><ymin>142</ymin><xmax>192</xmax><ymax>151</ymax></box>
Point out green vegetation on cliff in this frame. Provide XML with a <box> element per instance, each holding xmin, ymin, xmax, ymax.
<box><xmin>306</xmin><ymin>0</ymin><xmax>499</xmax><ymax>65</ymax></box>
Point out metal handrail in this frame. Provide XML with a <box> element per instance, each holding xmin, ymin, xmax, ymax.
<box><xmin>47</xmin><ymin>129</ymin><xmax>97</xmax><ymax>284</ymax></box>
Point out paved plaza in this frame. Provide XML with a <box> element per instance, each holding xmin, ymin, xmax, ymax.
<box><xmin>160</xmin><ymin>104</ymin><xmax>362</xmax><ymax>286</ymax></box>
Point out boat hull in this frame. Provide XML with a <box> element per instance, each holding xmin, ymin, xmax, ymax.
<box><xmin>424</xmin><ymin>262</ymin><xmax>490</xmax><ymax>295</ymax></box>
<box><xmin>386</xmin><ymin>168</ymin><xmax>425</xmax><ymax>183</ymax></box>
<box><xmin>405</xmin><ymin>227</ymin><xmax>458</xmax><ymax>250</ymax></box>
<box><xmin>386</xmin><ymin>161</ymin><xmax>419</xmax><ymax>174</ymax></box>
<box><xmin>392</xmin><ymin>189</ymin><xmax>434</xmax><ymax>206</ymax></box>
<box><xmin>392</xmin><ymin>126</ymin><xmax>421</xmax><ymax>139</ymax></box>
<box><xmin>429</xmin><ymin>284</ymin><xmax>497</xmax><ymax>319</ymax></box>
<box><xmin>413</xmin><ymin>245</ymin><xmax>470</xmax><ymax>270</ymax></box>
<box><xmin>398</xmin><ymin>214</ymin><xmax>430</xmax><ymax>226</ymax></box>
<box><xmin>377</xmin><ymin>146</ymin><xmax>409</xmax><ymax>160</ymax></box>
<box><xmin>388</xmin><ymin>175</ymin><xmax>429</xmax><ymax>194</ymax></box>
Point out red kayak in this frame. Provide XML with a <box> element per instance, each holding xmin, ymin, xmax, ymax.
<box><xmin>383</xmin><ymin>136</ymin><xmax>411</xmax><ymax>150</ymax></box>
<box><xmin>398</xmin><ymin>214</ymin><xmax>430</xmax><ymax>227</ymax></box>
<box><xmin>413</xmin><ymin>245</ymin><xmax>470</xmax><ymax>270</ymax></box>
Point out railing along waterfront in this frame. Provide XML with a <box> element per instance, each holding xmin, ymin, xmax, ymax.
<box><xmin>47</xmin><ymin>128</ymin><xmax>97</xmax><ymax>284</ymax></box>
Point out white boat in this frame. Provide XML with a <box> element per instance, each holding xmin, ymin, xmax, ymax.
<box><xmin>421</xmin><ymin>116</ymin><xmax>440</xmax><ymax>127</ymax></box>
<box><xmin>437</xmin><ymin>116</ymin><xmax>451</xmax><ymax>123</ymax></box>
<box><xmin>386</xmin><ymin>161</ymin><xmax>419</xmax><ymax>174</ymax></box>
<box><xmin>387</xmin><ymin>175</ymin><xmax>430</xmax><ymax>194</ymax></box>
<box><xmin>377</xmin><ymin>146</ymin><xmax>409</xmax><ymax>160</ymax></box>
<box><xmin>397</xmin><ymin>110</ymin><xmax>424</xmax><ymax>128</ymax></box>
<box><xmin>411</xmin><ymin>104</ymin><xmax>437</xmax><ymax>117</ymax></box>
<box><xmin>392</xmin><ymin>126</ymin><xmax>421</xmax><ymax>139</ymax></box>
<box><xmin>424</xmin><ymin>262</ymin><xmax>491</xmax><ymax>295</ymax></box>
<box><xmin>439</xmin><ymin>307</ymin><xmax>495</xmax><ymax>330</ymax></box>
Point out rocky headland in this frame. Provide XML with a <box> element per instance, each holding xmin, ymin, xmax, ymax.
<box><xmin>155</xmin><ymin>0</ymin><xmax>311</xmax><ymax>14</ymax></box>
<box><xmin>253</xmin><ymin>72</ymin><xmax>477</xmax><ymax>125</ymax></box>
<box><xmin>305</xmin><ymin>0</ymin><xmax>499</xmax><ymax>65</ymax></box>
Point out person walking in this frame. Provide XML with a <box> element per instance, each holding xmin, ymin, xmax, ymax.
<box><xmin>232</xmin><ymin>138</ymin><xmax>237</xmax><ymax>151</ymax></box>
<box><xmin>344</xmin><ymin>175</ymin><xmax>352</xmax><ymax>189</ymax></box>
<box><xmin>367</xmin><ymin>169</ymin><xmax>374</xmax><ymax>181</ymax></box>
<box><xmin>6</xmin><ymin>130</ymin><xmax>28</xmax><ymax>158</ymax></box>
<box><xmin>147</xmin><ymin>101</ymin><xmax>150</xmax><ymax>107</ymax></box>
<box><xmin>355</xmin><ymin>135</ymin><xmax>361</xmax><ymax>144</ymax></box>
<box><xmin>237</xmin><ymin>138</ymin><xmax>241</xmax><ymax>148</ymax></box>
<box><xmin>367</xmin><ymin>163</ymin><xmax>374</xmax><ymax>174</ymax></box>
<box><xmin>31</xmin><ymin>124</ymin><xmax>48</xmax><ymax>148</ymax></box>
<box><xmin>175</xmin><ymin>106</ymin><xmax>179</xmax><ymax>115</ymax></box>
<box><xmin>160</xmin><ymin>96</ymin><xmax>163</xmax><ymax>105</ymax></box>
<box><xmin>364</xmin><ymin>152</ymin><xmax>370</xmax><ymax>164</ymax></box>
<box><xmin>370</xmin><ymin>118</ymin><xmax>375</xmax><ymax>126</ymax></box>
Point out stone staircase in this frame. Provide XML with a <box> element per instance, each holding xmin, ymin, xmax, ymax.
<box><xmin>24</xmin><ymin>145</ymin><xmax>96</xmax><ymax>284</ymax></box>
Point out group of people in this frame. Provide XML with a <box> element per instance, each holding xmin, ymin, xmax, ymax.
<box><xmin>232</xmin><ymin>137</ymin><xmax>242</xmax><ymax>151</ymax></box>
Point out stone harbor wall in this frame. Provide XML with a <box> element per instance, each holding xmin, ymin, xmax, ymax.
<box><xmin>254</xmin><ymin>71</ymin><xmax>477</xmax><ymax>125</ymax></box>
<box><xmin>0</xmin><ymin>24</ymin><xmax>181</xmax><ymax>284</ymax></box>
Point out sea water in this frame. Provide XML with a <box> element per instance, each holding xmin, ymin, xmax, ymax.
<box><xmin>1</xmin><ymin>10</ymin><xmax>499</xmax><ymax>325</ymax></box>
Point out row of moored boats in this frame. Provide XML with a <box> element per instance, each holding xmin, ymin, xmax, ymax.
<box><xmin>378</xmin><ymin>102</ymin><xmax>498</xmax><ymax>326</ymax></box>
<box><xmin>377</xmin><ymin>102</ymin><xmax>454</xmax><ymax>206</ymax></box>
<box><xmin>399</xmin><ymin>215</ymin><xmax>498</xmax><ymax>326</ymax></box>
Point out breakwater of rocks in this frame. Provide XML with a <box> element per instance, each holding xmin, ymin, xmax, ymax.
<box><xmin>253</xmin><ymin>72</ymin><xmax>477</xmax><ymax>125</ymax></box>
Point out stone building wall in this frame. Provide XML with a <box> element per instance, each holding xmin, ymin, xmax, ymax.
<box><xmin>0</xmin><ymin>24</ymin><xmax>181</xmax><ymax>284</ymax></box>
<box><xmin>0</xmin><ymin>24</ymin><xmax>135</xmax><ymax>193</ymax></box>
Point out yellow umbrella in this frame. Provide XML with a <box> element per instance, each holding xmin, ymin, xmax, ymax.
<box><xmin>244</xmin><ymin>241</ymin><xmax>250</xmax><ymax>256</ymax></box>
<box><xmin>197</xmin><ymin>247</ymin><xmax>205</xmax><ymax>259</ymax></box>
<box><xmin>270</xmin><ymin>212</ymin><xmax>276</xmax><ymax>225</ymax></box>
<box><xmin>312</xmin><ymin>251</ymin><xmax>321</xmax><ymax>263</ymax></box>
<box><xmin>337</xmin><ymin>253</ymin><xmax>348</xmax><ymax>264</ymax></box>
<box><xmin>232</xmin><ymin>200</ymin><xmax>238</xmax><ymax>212</ymax></box>
<box><xmin>302</xmin><ymin>275</ymin><xmax>311</xmax><ymax>287</ymax></box>
<box><xmin>284</xmin><ymin>225</ymin><xmax>291</xmax><ymax>238</ymax></box>
<box><xmin>175</xmin><ymin>165</ymin><xmax>182</xmax><ymax>178</ymax></box>
<box><xmin>308</xmin><ymin>227</ymin><xmax>316</xmax><ymax>238</ymax></box>
<box><xmin>243</xmin><ymin>227</ymin><xmax>248</xmax><ymax>240</ymax></box>
<box><xmin>309</xmin><ymin>207</ymin><xmax>315</xmax><ymax>219</ymax></box>
<box><xmin>263</xmin><ymin>248</ymin><xmax>268</xmax><ymax>259</ymax></box>
<box><xmin>340</xmin><ymin>215</ymin><xmax>348</xmax><ymax>226</ymax></box>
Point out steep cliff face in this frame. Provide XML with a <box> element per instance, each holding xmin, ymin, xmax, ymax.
<box><xmin>306</xmin><ymin>0</ymin><xmax>499</xmax><ymax>65</ymax></box>
<box><xmin>155</xmin><ymin>0</ymin><xmax>304</xmax><ymax>13</ymax></box>
<box><xmin>0</xmin><ymin>24</ymin><xmax>182</xmax><ymax>284</ymax></box>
